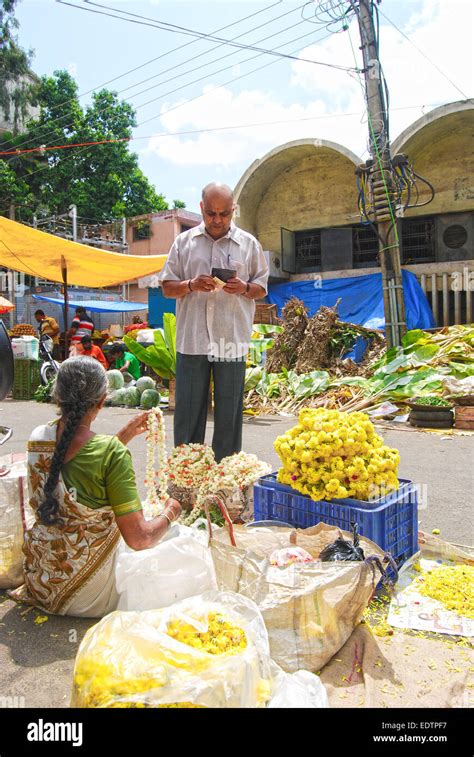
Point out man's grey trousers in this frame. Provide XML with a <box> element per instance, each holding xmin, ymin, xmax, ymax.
<box><xmin>173</xmin><ymin>352</ymin><xmax>246</xmax><ymax>462</ymax></box>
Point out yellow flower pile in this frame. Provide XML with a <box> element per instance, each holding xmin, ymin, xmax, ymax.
<box><xmin>274</xmin><ymin>408</ymin><xmax>400</xmax><ymax>501</ymax></box>
<box><xmin>73</xmin><ymin>612</ymin><xmax>249</xmax><ymax>708</ymax></box>
<box><xmin>166</xmin><ymin>612</ymin><xmax>248</xmax><ymax>655</ymax></box>
<box><xmin>415</xmin><ymin>565</ymin><xmax>474</xmax><ymax>619</ymax></box>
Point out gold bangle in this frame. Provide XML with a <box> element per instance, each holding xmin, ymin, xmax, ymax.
<box><xmin>162</xmin><ymin>511</ymin><xmax>173</xmax><ymax>526</ymax></box>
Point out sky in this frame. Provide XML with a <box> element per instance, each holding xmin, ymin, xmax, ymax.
<box><xmin>13</xmin><ymin>0</ymin><xmax>474</xmax><ymax>214</ymax></box>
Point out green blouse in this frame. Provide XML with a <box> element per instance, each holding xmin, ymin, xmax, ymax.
<box><xmin>62</xmin><ymin>434</ymin><xmax>142</xmax><ymax>517</ymax></box>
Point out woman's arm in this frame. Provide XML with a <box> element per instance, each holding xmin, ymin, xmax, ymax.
<box><xmin>115</xmin><ymin>498</ymin><xmax>182</xmax><ymax>550</ymax></box>
<box><xmin>115</xmin><ymin>411</ymin><xmax>149</xmax><ymax>446</ymax></box>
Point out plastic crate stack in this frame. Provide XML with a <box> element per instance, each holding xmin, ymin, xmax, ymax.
<box><xmin>12</xmin><ymin>359</ymin><xmax>41</xmax><ymax>400</ymax></box>
<box><xmin>254</xmin><ymin>473</ymin><xmax>418</xmax><ymax>574</ymax></box>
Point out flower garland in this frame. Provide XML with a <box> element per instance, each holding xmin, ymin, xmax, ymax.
<box><xmin>145</xmin><ymin>407</ymin><xmax>168</xmax><ymax>515</ymax></box>
<box><xmin>184</xmin><ymin>452</ymin><xmax>271</xmax><ymax>524</ymax></box>
<box><xmin>166</xmin><ymin>444</ymin><xmax>216</xmax><ymax>489</ymax></box>
<box><xmin>203</xmin><ymin>452</ymin><xmax>271</xmax><ymax>495</ymax></box>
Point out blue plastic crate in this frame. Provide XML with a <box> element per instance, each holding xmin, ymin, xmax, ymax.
<box><xmin>253</xmin><ymin>473</ymin><xmax>418</xmax><ymax>572</ymax></box>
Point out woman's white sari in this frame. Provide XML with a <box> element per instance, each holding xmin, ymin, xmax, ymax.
<box><xmin>9</xmin><ymin>423</ymin><xmax>121</xmax><ymax>617</ymax></box>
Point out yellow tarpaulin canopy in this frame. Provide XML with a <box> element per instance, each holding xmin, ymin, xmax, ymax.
<box><xmin>0</xmin><ymin>216</ymin><xmax>167</xmax><ymax>287</ymax></box>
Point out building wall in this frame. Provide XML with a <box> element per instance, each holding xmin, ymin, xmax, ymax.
<box><xmin>393</xmin><ymin>106</ymin><xmax>474</xmax><ymax>219</ymax></box>
<box><xmin>233</xmin><ymin>103</ymin><xmax>474</xmax><ymax>326</ymax></box>
<box><xmin>255</xmin><ymin>150</ymin><xmax>359</xmax><ymax>253</ymax></box>
<box><xmin>235</xmin><ymin>102</ymin><xmax>474</xmax><ymax>245</ymax></box>
<box><xmin>127</xmin><ymin>210</ymin><xmax>201</xmax><ymax>256</ymax></box>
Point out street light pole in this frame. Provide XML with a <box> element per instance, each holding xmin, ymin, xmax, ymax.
<box><xmin>355</xmin><ymin>0</ymin><xmax>406</xmax><ymax>347</ymax></box>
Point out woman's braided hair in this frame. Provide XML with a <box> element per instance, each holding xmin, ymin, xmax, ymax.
<box><xmin>38</xmin><ymin>356</ymin><xmax>107</xmax><ymax>526</ymax></box>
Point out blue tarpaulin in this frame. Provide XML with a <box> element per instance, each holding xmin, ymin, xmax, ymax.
<box><xmin>32</xmin><ymin>295</ymin><xmax>148</xmax><ymax>313</ymax></box>
<box><xmin>267</xmin><ymin>270</ymin><xmax>435</xmax><ymax>331</ymax></box>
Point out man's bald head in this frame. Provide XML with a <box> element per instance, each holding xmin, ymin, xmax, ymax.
<box><xmin>200</xmin><ymin>183</ymin><xmax>235</xmax><ymax>240</ymax></box>
<box><xmin>201</xmin><ymin>182</ymin><xmax>234</xmax><ymax>203</ymax></box>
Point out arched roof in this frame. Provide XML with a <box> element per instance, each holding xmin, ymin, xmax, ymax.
<box><xmin>392</xmin><ymin>99</ymin><xmax>474</xmax><ymax>156</ymax></box>
<box><xmin>234</xmin><ymin>138</ymin><xmax>361</xmax><ymax>233</ymax></box>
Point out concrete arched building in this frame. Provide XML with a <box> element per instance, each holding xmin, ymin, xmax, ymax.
<box><xmin>234</xmin><ymin>100</ymin><xmax>474</xmax><ymax>325</ymax></box>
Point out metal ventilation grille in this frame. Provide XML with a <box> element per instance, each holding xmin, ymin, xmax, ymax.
<box><xmin>443</xmin><ymin>224</ymin><xmax>468</xmax><ymax>249</ymax></box>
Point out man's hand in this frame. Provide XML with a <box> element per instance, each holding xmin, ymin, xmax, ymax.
<box><xmin>116</xmin><ymin>411</ymin><xmax>149</xmax><ymax>446</ymax></box>
<box><xmin>223</xmin><ymin>276</ymin><xmax>247</xmax><ymax>295</ymax></box>
<box><xmin>190</xmin><ymin>275</ymin><xmax>216</xmax><ymax>292</ymax></box>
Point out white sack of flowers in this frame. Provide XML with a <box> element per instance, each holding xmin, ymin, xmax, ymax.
<box><xmin>115</xmin><ymin>525</ymin><xmax>217</xmax><ymax>611</ymax></box>
<box><xmin>71</xmin><ymin>591</ymin><xmax>328</xmax><ymax>708</ymax></box>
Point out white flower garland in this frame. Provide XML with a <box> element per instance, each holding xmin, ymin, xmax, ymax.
<box><xmin>166</xmin><ymin>443</ymin><xmax>216</xmax><ymax>489</ymax></box>
<box><xmin>195</xmin><ymin>451</ymin><xmax>272</xmax><ymax>510</ymax></box>
<box><xmin>145</xmin><ymin>407</ymin><xmax>168</xmax><ymax>515</ymax></box>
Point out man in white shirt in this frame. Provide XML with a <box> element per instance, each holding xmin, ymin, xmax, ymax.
<box><xmin>159</xmin><ymin>182</ymin><xmax>269</xmax><ymax>461</ymax></box>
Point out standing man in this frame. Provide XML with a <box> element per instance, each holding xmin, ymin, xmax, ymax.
<box><xmin>159</xmin><ymin>182</ymin><xmax>269</xmax><ymax>461</ymax></box>
<box><xmin>34</xmin><ymin>309</ymin><xmax>61</xmax><ymax>360</ymax></box>
<box><xmin>68</xmin><ymin>306</ymin><xmax>94</xmax><ymax>356</ymax></box>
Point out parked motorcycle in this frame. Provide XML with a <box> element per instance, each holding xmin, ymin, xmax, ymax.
<box><xmin>39</xmin><ymin>335</ymin><xmax>60</xmax><ymax>384</ymax></box>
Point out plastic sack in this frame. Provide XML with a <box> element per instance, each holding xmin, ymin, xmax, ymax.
<box><xmin>0</xmin><ymin>453</ymin><xmax>33</xmax><ymax>589</ymax></box>
<box><xmin>268</xmin><ymin>664</ymin><xmax>329</xmax><ymax>708</ymax></box>
<box><xmin>71</xmin><ymin>591</ymin><xmax>274</xmax><ymax>708</ymax></box>
<box><xmin>115</xmin><ymin>525</ymin><xmax>217</xmax><ymax>611</ymax></box>
<box><xmin>11</xmin><ymin>336</ymin><xmax>39</xmax><ymax>360</ymax></box>
<box><xmin>210</xmin><ymin>519</ymin><xmax>387</xmax><ymax>673</ymax></box>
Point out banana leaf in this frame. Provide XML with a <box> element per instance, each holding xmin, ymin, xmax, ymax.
<box><xmin>286</xmin><ymin>369</ymin><xmax>330</xmax><ymax>398</ymax></box>
<box><xmin>248</xmin><ymin>337</ymin><xmax>274</xmax><ymax>365</ymax></box>
<box><xmin>252</xmin><ymin>323</ymin><xmax>283</xmax><ymax>335</ymax></box>
<box><xmin>162</xmin><ymin>313</ymin><xmax>176</xmax><ymax>365</ymax></box>
<box><xmin>256</xmin><ymin>372</ymin><xmax>285</xmax><ymax>398</ymax></box>
<box><xmin>244</xmin><ymin>366</ymin><xmax>263</xmax><ymax>391</ymax></box>
<box><xmin>123</xmin><ymin>330</ymin><xmax>175</xmax><ymax>379</ymax></box>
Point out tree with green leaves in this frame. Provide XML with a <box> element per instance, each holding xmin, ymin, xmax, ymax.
<box><xmin>1</xmin><ymin>1</ymin><xmax>184</xmax><ymax>221</ymax></box>
<box><xmin>21</xmin><ymin>72</ymin><xmax>173</xmax><ymax>219</ymax></box>
<box><xmin>0</xmin><ymin>0</ymin><xmax>37</xmax><ymax>134</ymax></box>
<box><xmin>2</xmin><ymin>69</ymin><xmax>184</xmax><ymax>220</ymax></box>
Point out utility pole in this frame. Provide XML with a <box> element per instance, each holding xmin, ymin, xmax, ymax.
<box><xmin>355</xmin><ymin>0</ymin><xmax>406</xmax><ymax>347</ymax></box>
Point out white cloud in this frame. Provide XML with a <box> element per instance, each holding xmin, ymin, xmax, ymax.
<box><xmin>144</xmin><ymin>0</ymin><xmax>473</xmax><ymax>170</ymax></box>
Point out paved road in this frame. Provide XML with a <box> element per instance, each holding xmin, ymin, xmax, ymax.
<box><xmin>0</xmin><ymin>398</ymin><xmax>472</xmax><ymax>708</ymax></box>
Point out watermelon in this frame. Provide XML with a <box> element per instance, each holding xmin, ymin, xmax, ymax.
<box><xmin>136</xmin><ymin>376</ymin><xmax>156</xmax><ymax>395</ymax></box>
<box><xmin>140</xmin><ymin>389</ymin><xmax>161</xmax><ymax>409</ymax></box>
<box><xmin>107</xmin><ymin>369</ymin><xmax>124</xmax><ymax>391</ymax></box>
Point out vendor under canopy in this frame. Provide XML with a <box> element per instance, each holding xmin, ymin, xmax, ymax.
<box><xmin>8</xmin><ymin>357</ymin><xmax>181</xmax><ymax>618</ymax></box>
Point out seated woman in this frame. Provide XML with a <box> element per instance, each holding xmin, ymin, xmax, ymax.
<box><xmin>9</xmin><ymin>356</ymin><xmax>181</xmax><ymax>618</ymax></box>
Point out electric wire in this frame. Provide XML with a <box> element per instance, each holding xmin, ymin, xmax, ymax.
<box><xmin>57</xmin><ymin>0</ymin><xmax>360</xmax><ymax>72</ymax></box>
<box><xmin>0</xmin><ymin>0</ymin><xmax>287</xmax><ymax>150</ymax></box>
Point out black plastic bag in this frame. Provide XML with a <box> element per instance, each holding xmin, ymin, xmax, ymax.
<box><xmin>319</xmin><ymin>522</ymin><xmax>365</xmax><ymax>562</ymax></box>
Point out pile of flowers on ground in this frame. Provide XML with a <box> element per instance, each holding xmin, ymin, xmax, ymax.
<box><xmin>274</xmin><ymin>408</ymin><xmax>400</xmax><ymax>501</ymax></box>
<box><xmin>414</xmin><ymin>564</ymin><xmax>474</xmax><ymax>618</ymax></box>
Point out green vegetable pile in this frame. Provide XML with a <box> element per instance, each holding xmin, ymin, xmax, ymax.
<box><xmin>245</xmin><ymin>324</ymin><xmax>474</xmax><ymax>415</ymax></box>
<box><xmin>411</xmin><ymin>396</ymin><xmax>453</xmax><ymax>407</ymax></box>
<box><xmin>34</xmin><ymin>378</ymin><xmax>55</xmax><ymax>403</ymax></box>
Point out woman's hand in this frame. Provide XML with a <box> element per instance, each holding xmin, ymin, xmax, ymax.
<box><xmin>163</xmin><ymin>498</ymin><xmax>182</xmax><ymax>523</ymax></box>
<box><xmin>116</xmin><ymin>411</ymin><xmax>149</xmax><ymax>446</ymax></box>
